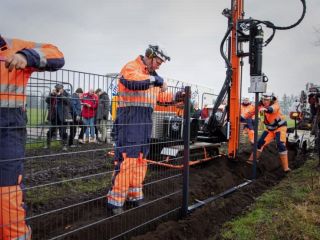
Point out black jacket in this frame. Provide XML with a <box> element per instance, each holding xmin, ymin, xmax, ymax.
<box><xmin>96</xmin><ymin>92</ymin><xmax>110</xmax><ymax>120</ymax></box>
<box><xmin>46</xmin><ymin>90</ymin><xmax>71</xmax><ymax>123</ymax></box>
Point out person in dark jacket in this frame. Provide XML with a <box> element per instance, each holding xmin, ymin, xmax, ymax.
<box><xmin>69</xmin><ymin>88</ymin><xmax>83</xmax><ymax>146</ymax></box>
<box><xmin>191</xmin><ymin>102</ymin><xmax>201</xmax><ymax>119</ymax></box>
<box><xmin>95</xmin><ymin>88</ymin><xmax>110</xmax><ymax>143</ymax></box>
<box><xmin>45</xmin><ymin>84</ymin><xmax>71</xmax><ymax>150</ymax></box>
<box><xmin>308</xmin><ymin>91</ymin><xmax>320</xmax><ymax>121</ymax></box>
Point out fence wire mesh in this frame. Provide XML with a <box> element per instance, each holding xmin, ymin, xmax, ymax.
<box><xmin>0</xmin><ymin>63</ymin><xmax>217</xmax><ymax>239</ymax></box>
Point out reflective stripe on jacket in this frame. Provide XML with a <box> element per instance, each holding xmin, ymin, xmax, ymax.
<box><xmin>0</xmin><ymin>37</ymin><xmax>64</xmax><ymax>108</ymax></box>
<box><xmin>262</xmin><ymin>101</ymin><xmax>287</xmax><ymax>131</ymax></box>
<box><xmin>242</xmin><ymin>100</ymin><xmax>286</xmax><ymax>131</ymax></box>
<box><xmin>118</xmin><ymin>56</ymin><xmax>159</xmax><ymax>109</ymax></box>
<box><xmin>155</xmin><ymin>90</ymin><xmax>176</xmax><ymax>112</ymax></box>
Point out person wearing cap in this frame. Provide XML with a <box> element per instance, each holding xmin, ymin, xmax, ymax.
<box><xmin>107</xmin><ymin>45</ymin><xmax>170</xmax><ymax>214</ymax></box>
<box><xmin>240</xmin><ymin>97</ymin><xmax>255</xmax><ymax>144</ymax></box>
<box><xmin>0</xmin><ymin>35</ymin><xmax>64</xmax><ymax>240</ymax></box>
<box><xmin>242</xmin><ymin>93</ymin><xmax>291</xmax><ymax>173</ymax></box>
<box><xmin>45</xmin><ymin>84</ymin><xmax>71</xmax><ymax>150</ymax></box>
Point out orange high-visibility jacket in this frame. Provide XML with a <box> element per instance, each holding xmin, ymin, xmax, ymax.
<box><xmin>118</xmin><ymin>56</ymin><xmax>159</xmax><ymax>108</ymax></box>
<box><xmin>241</xmin><ymin>103</ymin><xmax>255</xmax><ymax>119</ymax></box>
<box><xmin>155</xmin><ymin>91</ymin><xmax>177</xmax><ymax>112</ymax></box>
<box><xmin>0</xmin><ymin>36</ymin><xmax>65</xmax><ymax>108</ymax></box>
<box><xmin>243</xmin><ymin>100</ymin><xmax>286</xmax><ymax>131</ymax></box>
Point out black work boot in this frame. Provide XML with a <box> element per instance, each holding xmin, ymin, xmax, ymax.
<box><xmin>126</xmin><ymin>200</ymin><xmax>145</xmax><ymax>208</ymax></box>
<box><xmin>112</xmin><ymin>207</ymin><xmax>124</xmax><ymax>215</ymax></box>
<box><xmin>106</xmin><ymin>204</ymin><xmax>124</xmax><ymax>216</ymax></box>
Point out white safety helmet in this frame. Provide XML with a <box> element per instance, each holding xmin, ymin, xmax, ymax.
<box><xmin>242</xmin><ymin>97</ymin><xmax>250</xmax><ymax>104</ymax></box>
<box><xmin>261</xmin><ymin>92</ymin><xmax>274</xmax><ymax>101</ymax></box>
<box><xmin>145</xmin><ymin>44</ymin><xmax>171</xmax><ymax>62</ymax></box>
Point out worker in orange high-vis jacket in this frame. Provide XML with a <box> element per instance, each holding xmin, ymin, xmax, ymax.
<box><xmin>107</xmin><ymin>45</ymin><xmax>170</xmax><ymax>214</ymax></box>
<box><xmin>155</xmin><ymin>90</ymin><xmax>175</xmax><ymax>112</ymax></box>
<box><xmin>0</xmin><ymin>35</ymin><xmax>64</xmax><ymax>240</ymax></box>
<box><xmin>155</xmin><ymin>90</ymin><xmax>184</xmax><ymax>114</ymax></box>
<box><xmin>242</xmin><ymin>93</ymin><xmax>291</xmax><ymax>173</ymax></box>
<box><xmin>240</xmin><ymin>97</ymin><xmax>255</xmax><ymax>144</ymax></box>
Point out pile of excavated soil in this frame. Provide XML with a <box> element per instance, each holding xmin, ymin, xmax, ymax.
<box><xmin>132</xmin><ymin>143</ymin><xmax>302</xmax><ymax>240</ymax></box>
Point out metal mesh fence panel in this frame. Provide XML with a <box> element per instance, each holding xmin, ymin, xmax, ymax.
<box><xmin>0</xmin><ymin>62</ymin><xmax>222</xmax><ymax>239</ymax></box>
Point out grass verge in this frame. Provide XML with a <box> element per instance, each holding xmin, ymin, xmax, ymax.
<box><xmin>220</xmin><ymin>154</ymin><xmax>320</xmax><ymax>240</ymax></box>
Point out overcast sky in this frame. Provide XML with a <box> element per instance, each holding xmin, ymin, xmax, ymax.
<box><xmin>1</xmin><ymin>0</ymin><xmax>319</xmax><ymax>98</ymax></box>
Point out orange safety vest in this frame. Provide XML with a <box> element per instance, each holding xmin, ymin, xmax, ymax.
<box><xmin>118</xmin><ymin>56</ymin><xmax>159</xmax><ymax>108</ymax></box>
<box><xmin>241</xmin><ymin>103</ymin><xmax>255</xmax><ymax>119</ymax></box>
<box><xmin>155</xmin><ymin>91</ymin><xmax>177</xmax><ymax>112</ymax></box>
<box><xmin>243</xmin><ymin>100</ymin><xmax>286</xmax><ymax>131</ymax></box>
<box><xmin>0</xmin><ymin>37</ymin><xmax>64</xmax><ymax>108</ymax></box>
<box><xmin>262</xmin><ymin>101</ymin><xmax>286</xmax><ymax>131</ymax></box>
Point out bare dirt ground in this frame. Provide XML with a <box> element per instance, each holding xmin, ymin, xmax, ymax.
<box><xmin>24</xmin><ymin>142</ymin><xmax>302</xmax><ymax>239</ymax></box>
<box><xmin>133</xmin><ymin>143</ymin><xmax>302</xmax><ymax>240</ymax></box>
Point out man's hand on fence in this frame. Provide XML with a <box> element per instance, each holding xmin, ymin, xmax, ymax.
<box><xmin>5</xmin><ymin>53</ymin><xmax>27</xmax><ymax>72</ymax></box>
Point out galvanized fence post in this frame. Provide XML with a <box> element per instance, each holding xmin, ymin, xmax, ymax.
<box><xmin>182</xmin><ymin>86</ymin><xmax>191</xmax><ymax>217</ymax></box>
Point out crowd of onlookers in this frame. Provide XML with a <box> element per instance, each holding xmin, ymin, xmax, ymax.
<box><xmin>191</xmin><ymin>101</ymin><xmax>227</xmax><ymax>123</ymax></box>
<box><xmin>191</xmin><ymin>102</ymin><xmax>210</xmax><ymax>120</ymax></box>
<box><xmin>44</xmin><ymin>84</ymin><xmax>223</xmax><ymax>151</ymax></box>
<box><xmin>45</xmin><ymin>84</ymin><xmax>110</xmax><ymax>150</ymax></box>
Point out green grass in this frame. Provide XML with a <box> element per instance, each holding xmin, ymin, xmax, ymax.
<box><xmin>27</xmin><ymin>176</ymin><xmax>112</xmax><ymax>205</ymax></box>
<box><xmin>27</xmin><ymin>107</ymin><xmax>46</xmax><ymax>126</ymax></box>
<box><xmin>220</xmin><ymin>157</ymin><xmax>320</xmax><ymax>240</ymax></box>
<box><xmin>25</xmin><ymin>140</ymin><xmax>60</xmax><ymax>150</ymax></box>
<box><xmin>286</xmin><ymin>118</ymin><xmax>295</xmax><ymax>128</ymax></box>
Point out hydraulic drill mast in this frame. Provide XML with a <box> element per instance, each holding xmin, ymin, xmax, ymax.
<box><xmin>228</xmin><ymin>0</ymin><xmax>244</xmax><ymax>158</ymax></box>
<box><xmin>204</xmin><ymin>0</ymin><xmax>305</xmax><ymax>161</ymax></box>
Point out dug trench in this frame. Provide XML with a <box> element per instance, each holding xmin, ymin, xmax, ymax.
<box><xmin>133</xmin><ymin>143</ymin><xmax>304</xmax><ymax>240</ymax></box>
<box><xmin>24</xmin><ymin>142</ymin><xmax>303</xmax><ymax>239</ymax></box>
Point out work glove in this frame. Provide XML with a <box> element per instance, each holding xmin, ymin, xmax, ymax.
<box><xmin>154</xmin><ymin>75</ymin><xmax>164</xmax><ymax>87</ymax></box>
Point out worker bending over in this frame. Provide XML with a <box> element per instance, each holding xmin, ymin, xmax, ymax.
<box><xmin>242</xmin><ymin>93</ymin><xmax>291</xmax><ymax>173</ymax></box>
